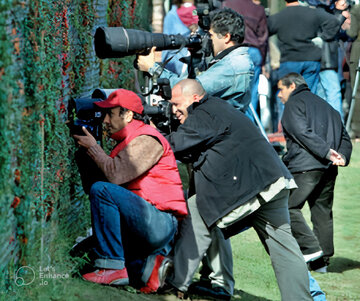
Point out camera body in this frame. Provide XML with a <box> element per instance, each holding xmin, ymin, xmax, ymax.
<box><xmin>195</xmin><ymin>0</ymin><xmax>224</xmax><ymax>30</ymax></box>
<box><xmin>68</xmin><ymin>89</ymin><xmax>116</xmax><ymax>142</ymax></box>
<box><xmin>143</xmin><ymin>78</ymin><xmax>179</xmax><ymax>133</ymax></box>
<box><xmin>68</xmin><ymin>79</ymin><xmax>176</xmax><ymax>142</ymax></box>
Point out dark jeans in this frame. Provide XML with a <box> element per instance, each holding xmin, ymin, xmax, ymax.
<box><xmin>288</xmin><ymin>167</ymin><xmax>338</xmax><ymax>257</ymax></box>
<box><xmin>89</xmin><ymin>181</ymin><xmax>178</xmax><ymax>270</ymax></box>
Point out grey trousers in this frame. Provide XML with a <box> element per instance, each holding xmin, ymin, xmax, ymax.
<box><xmin>170</xmin><ymin>190</ymin><xmax>312</xmax><ymax>301</ymax></box>
<box><xmin>169</xmin><ymin>194</ymin><xmax>235</xmax><ymax>294</ymax></box>
<box><xmin>249</xmin><ymin>189</ymin><xmax>312</xmax><ymax>300</ymax></box>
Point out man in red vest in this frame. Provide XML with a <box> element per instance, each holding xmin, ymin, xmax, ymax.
<box><xmin>73</xmin><ymin>89</ymin><xmax>187</xmax><ymax>292</ymax></box>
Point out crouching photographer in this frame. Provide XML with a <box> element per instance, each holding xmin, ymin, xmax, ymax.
<box><xmin>73</xmin><ymin>89</ymin><xmax>187</xmax><ymax>292</ymax></box>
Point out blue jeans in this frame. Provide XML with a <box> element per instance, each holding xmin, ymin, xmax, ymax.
<box><xmin>278</xmin><ymin>61</ymin><xmax>321</xmax><ymax>93</ymax></box>
<box><xmin>316</xmin><ymin>69</ymin><xmax>343</xmax><ymax>120</ymax></box>
<box><xmin>309</xmin><ymin>272</ymin><xmax>326</xmax><ymax>301</ymax></box>
<box><xmin>248</xmin><ymin>47</ymin><xmax>263</xmax><ymax>111</ymax></box>
<box><xmin>89</xmin><ymin>181</ymin><xmax>178</xmax><ymax>270</ymax></box>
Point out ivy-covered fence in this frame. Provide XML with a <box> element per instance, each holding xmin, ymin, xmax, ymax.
<box><xmin>0</xmin><ymin>0</ymin><xmax>151</xmax><ymax>295</ymax></box>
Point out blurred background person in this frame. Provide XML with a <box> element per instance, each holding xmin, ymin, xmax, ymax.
<box><xmin>346</xmin><ymin>3</ymin><xmax>360</xmax><ymax>138</ymax></box>
<box><xmin>223</xmin><ymin>0</ymin><xmax>269</xmax><ymax>118</ymax></box>
<box><xmin>315</xmin><ymin>0</ymin><xmax>351</xmax><ymax>120</ymax></box>
<box><xmin>268</xmin><ymin>0</ymin><xmax>340</xmax><ymax>129</ymax></box>
<box><xmin>162</xmin><ymin>0</ymin><xmax>198</xmax><ymax>75</ymax></box>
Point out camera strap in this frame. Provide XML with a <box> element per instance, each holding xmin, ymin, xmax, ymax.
<box><xmin>154</xmin><ymin>41</ymin><xmax>188</xmax><ymax>80</ymax></box>
<box><xmin>137</xmin><ymin>42</ymin><xmax>188</xmax><ymax>98</ymax></box>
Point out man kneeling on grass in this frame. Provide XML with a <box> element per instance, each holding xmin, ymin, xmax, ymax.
<box><xmin>73</xmin><ymin>89</ymin><xmax>187</xmax><ymax>292</ymax></box>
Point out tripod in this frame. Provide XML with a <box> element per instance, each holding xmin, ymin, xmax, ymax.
<box><xmin>346</xmin><ymin>57</ymin><xmax>360</xmax><ymax>133</ymax></box>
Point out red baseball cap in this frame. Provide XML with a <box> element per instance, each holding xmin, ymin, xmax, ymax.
<box><xmin>94</xmin><ymin>89</ymin><xmax>144</xmax><ymax>114</ymax></box>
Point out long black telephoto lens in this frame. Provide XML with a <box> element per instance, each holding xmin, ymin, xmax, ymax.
<box><xmin>94</xmin><ymin>27</ymin><xmax>190</xmax><ymax>59</ymax></box>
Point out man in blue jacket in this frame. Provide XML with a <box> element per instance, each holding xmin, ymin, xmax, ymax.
<box><xmin>138</xmin><ymin>7</ymin><xmax>254</xmax><ymax>116</ymax></box>
<box><xmin>278</xmin><ymin>73</ymin><xmax>352</xmax><ymax>272</ymax></box>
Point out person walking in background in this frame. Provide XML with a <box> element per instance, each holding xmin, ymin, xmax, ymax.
<box><xmin>162</xmin><ymin>0</ymin><xmax>198</xmax><ymax>75</ymax></box>
<box><xmin>278</xmin><ymin>73</ymin><xmax>352</xmax><ymax>273</ymax></box>
<box><xmin>316</xmin><ymin>0</ymin><xmax>351</xmax><ymax>119</ymax></box>
<box><xmin>268</xmin><ymin>0</ymin><xmax>340</xmax><ymax>126</ymax></box>
<box><xmin>346</xmin><ymin>3</ymin><xmax>360</xmax><ymax>138</ymax></box>
<box><xmin>268</xmin><ymin>0</ymin><xmax>339</xmax><ymax>93</ymax></box>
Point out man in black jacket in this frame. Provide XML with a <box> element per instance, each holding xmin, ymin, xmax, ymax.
<box><xmin>268</xmin><ymin>0</ymin><xmax>339</xmax><ymax>93</ymax></box>
<box><xmin>165</xmin><ymin>79</ymin><xmax>312</xmax><ymax>300</ymax></box>
<box><xmin>278</xmin><ymin>73</ymin><xmax>352</xmax><ymax>272</ymax></box>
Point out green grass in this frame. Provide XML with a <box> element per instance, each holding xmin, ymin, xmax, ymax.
<box><xmin>6</xmin><ymin>142</ymin><xmax>360</xmax><ymax>301</ymax></box>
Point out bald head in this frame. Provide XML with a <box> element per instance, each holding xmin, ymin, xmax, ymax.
<box><xmin>175</xmin><ymin>79</ymin><xmax>206</xmax><ymax>97</ymax></box>
<box><xmin>170</xmin><ymin>79</ymin><xmax>205</xmax><ymax>124</ymax></box>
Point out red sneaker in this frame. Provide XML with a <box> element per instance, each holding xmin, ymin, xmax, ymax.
<box><xmin>82</xmin><ymin>268</ymin><xmax>129</xmax><ymax>286</ymax></box>
<box><xmin>140</xmin><ymin>255</ymin><xmax>172</xmax><ymax>293</ymax></box>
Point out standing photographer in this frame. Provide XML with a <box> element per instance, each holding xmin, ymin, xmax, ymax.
<box><xmin>137</xmin><ymin>7</ymin><xmax>254</xmax><ymax>116</ymax></box>
<box><xmin>73</xmin><ymin>89</ymin><xmax>187</xmax><ymax>291</ymax></box>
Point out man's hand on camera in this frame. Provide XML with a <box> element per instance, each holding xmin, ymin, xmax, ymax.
<box><xmin>73</xmin><ymin>127</ymin><xmax>97</xmax><ymax>149</ymax></box>
<box><xmin>137</xmin><ymin>46</ymin><xmax>156</xmax><ymax>72</ymax></box>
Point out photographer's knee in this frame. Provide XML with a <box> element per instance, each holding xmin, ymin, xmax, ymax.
<box><xmin>89</xmin><ymin>181</ymin><xmax>107</xmax><ymax>200</ymax></box>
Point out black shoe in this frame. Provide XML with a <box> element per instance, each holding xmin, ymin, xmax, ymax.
<box><xmin>308</xmin><ymin>256</ymin><xmax>327</xmax><ymax>273</ymax></box>
<box><xmin>188</xmin><ymin>281</ymin><xmax>231</xmax><ymax>300</ymax></box>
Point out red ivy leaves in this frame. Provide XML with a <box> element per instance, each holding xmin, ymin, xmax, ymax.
<box><xmin>14</xmin><ymin>169</ymin><xmax>21</xmax><ymax>185</ymax></box>
<box><xmin>11</xmin><ymin>196</ymin><xmax>21</xmax><ymax>209</ymax></box>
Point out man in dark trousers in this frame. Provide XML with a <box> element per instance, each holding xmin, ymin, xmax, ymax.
<box><xmin>164</xmin><ymin>78</ymin><xmax>312</xmax><ymax>300</ymax></box>
<box><xmin>278</xmin><ymin>73</ymin><xmax>352</xmax><ymax>272</ymax></box>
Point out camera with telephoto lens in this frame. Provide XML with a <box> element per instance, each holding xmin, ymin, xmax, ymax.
<box><xmin>91</xmin><ymin>0</ymin><xmax>223</xmax><ymax>134</ymax></box>
<box><xmin>94</xmin><ymin>26</ymin><xmax>204</xmax><ymax>59</ymax></box>
<box><xmin>93</xmin><ymin>0</ymin><xmax>224</xmax><ymax>61</ymax></box>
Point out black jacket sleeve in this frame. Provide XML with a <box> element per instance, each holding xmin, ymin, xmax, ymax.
<box><xmin>317</xmin><ymin>8</ymin><xmax>341</xmax><ymax>41</ymax></box>
<box><xmin>166</xmin><ymin>109</ymin><xmax>227</xmax><ymax>163</ymax></box>
<box><xmin>338</xmin><ymin>126</ymin><xmax>353</xmax><ymax>166</ymax></box>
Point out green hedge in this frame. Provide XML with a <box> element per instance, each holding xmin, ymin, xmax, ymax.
<box><xmin>0</xmin><ymin>0</ymin><xmax>151</xmax><ymax>295</ymax></box>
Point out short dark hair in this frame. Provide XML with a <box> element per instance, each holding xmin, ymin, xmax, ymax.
<box><xmin>119</xmin><ymin>107</ymin><xmax>145</xmax><ymax>121</ymax></box>
<box><xmin>210</xmin><ymin>8</ymin><xmax>245</xmax><ymax>44</ymax></box>
<box><xmin>279</xmin><ymin>73</ymin><xmax>308</xmax><ymax>88</ymax></box>
<box><xmin>105</xmin><ymin>107</ymin><xmax>145</xmax><ymax>122</ymax></box>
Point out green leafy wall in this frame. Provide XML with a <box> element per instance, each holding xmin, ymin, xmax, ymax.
<box><xmin>0</xmin><ymin>0</ymin><xmax>151</xmax><ymax>294</ymax></box>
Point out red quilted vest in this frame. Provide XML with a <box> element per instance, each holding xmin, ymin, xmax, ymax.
<box><xmin>110</xmin><ymin>120</ymin><xmax>187</xmax><ymax>218</ymax></box>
